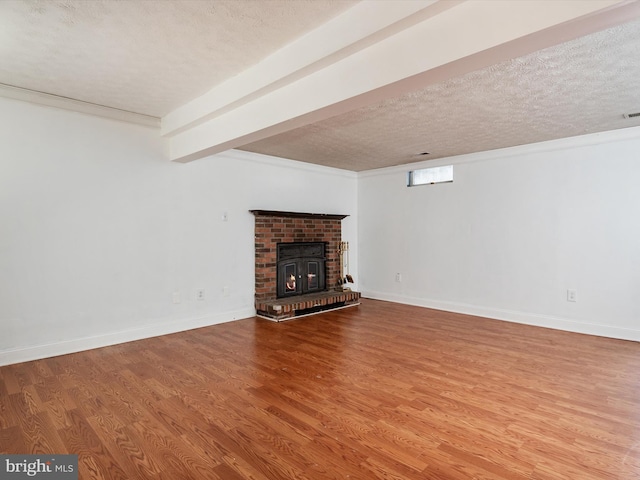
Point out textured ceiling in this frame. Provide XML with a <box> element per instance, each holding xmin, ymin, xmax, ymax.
<box><xmin>1</xmin><ymin>1</ymin><xmax>639</xmax><ymax>171</ymax></box>
<box><xmin>239</xmin><ymin>17</ymin><xmax>640</xmax><ymax>171</ymax></box>
<box><xmin>0</xmin><ymin>0</ymin><xmax>356</xmax><ymax>117</ymax></box>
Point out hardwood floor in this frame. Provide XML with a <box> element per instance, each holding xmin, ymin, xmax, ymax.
<box><xmin>1</xmin><ymin>299</ymin><xmax>639</xmax><ymax>479</ymax></box>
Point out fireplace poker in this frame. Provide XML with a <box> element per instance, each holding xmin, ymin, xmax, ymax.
<box><xmin>346</xmin><ymin>242</ymin><xmax>354</xmax><ymax>283</ymax></box>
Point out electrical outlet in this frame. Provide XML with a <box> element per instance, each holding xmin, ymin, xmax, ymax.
<box><xmin>172</xmin><ymin>291</ymin><xmax>181</xmax><ymax>304</ymax></box>
<box><xmin>196</xmin><ymin>289</ymin><xmax>205</xmax><ymax>301</ymax></box>
<box><xmin>222</xmin><ymin>211</ymin><xmax>228</xmax><ymax>222</ymax></box>
<box><xmin>396</xmin><ymin>273</ymin><xmax>402</xmax><ymax>282</ymax></box>
<box><xmin>223</xmin><ymin>286</ymin><xmax>229</xmax><ymax>297</ymax></box>
<box><xmin>567</xmin><ymin>289</ymin><xmax>577</xmax><ymax>302</ymax></box>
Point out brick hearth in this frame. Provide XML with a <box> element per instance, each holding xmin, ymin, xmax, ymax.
<box><xmin>250</xmin><ymin>210</ymin><xmax>360</xmax><ymax>320</ymax></box>
<box><xmin>255</xmin><ymin>290</ymin><xmax>361</xmax><ymax>321</ymax></box>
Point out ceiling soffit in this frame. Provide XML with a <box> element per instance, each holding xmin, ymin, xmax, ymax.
<box><xmin>164</xmin><ymin>0</ymin><xmax>640</xmax><ymax>166</ymax></box>
<box><xmin>239</xmin><ymin>17</ymin><xmax>640</xmax><ymax>171</ymax></box>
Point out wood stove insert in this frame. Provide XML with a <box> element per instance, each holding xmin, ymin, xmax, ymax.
<box><xmin>277</xmin><ymin>242</ymin><xmax>326</xmax><ymax>298</ymax></box>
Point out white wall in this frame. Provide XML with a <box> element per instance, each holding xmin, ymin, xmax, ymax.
<box><xmin>358</xmin><ymin>128</ymin><xmax>640</xmax><ymax>341</ymax></box>
<box><xmin>0</xmin><ymin>97</ymin><xmax>358</xmax><ymax>365</ymax></box>
<box><xmin>2</xmin><ymin>95</ymin><xmax>637</xmax><ymax>367</ymax></box>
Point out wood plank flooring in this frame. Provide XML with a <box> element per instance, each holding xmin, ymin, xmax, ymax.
<box><xmin>1</xmin><ymin>299</ymin><xmax>639</xmax><ymax>479</ymax></box>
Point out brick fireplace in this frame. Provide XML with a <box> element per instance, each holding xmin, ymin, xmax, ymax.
<box><xmin>250</xmin><ymin>210</ymin><xmax>360</xmax><ymax>320</ymax></box>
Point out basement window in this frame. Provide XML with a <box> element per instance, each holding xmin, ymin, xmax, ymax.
<box><xmin>407</xmin><ymin>165</ymin><xmax>453</xmax><ymax>187</ymax></box>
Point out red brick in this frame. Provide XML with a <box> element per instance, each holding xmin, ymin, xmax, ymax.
<box><xmin>251</xmin><ymin>214</ymin><xmax>344</xmax><ymax>304</ymax></box>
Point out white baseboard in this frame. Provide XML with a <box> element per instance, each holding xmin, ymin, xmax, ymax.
<box><xmin>362</xmin><ymin>291</ymin><xmax>640</xmax><ymax>342</ymax></box>
<box><xmin>0</xmin><ymin>307</ymin><xmax>256</xmax><ymax>367</ymax></box>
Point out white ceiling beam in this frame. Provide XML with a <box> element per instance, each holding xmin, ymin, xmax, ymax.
<box><xmin>161</xmin><ymin>0</ymin><xmax>446</xmax><ymax>137</ymax></box>
<box><xmin>166</xmin><ymin>0</ymin><xmax>638</xmax><ymax>163</ymax></box>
